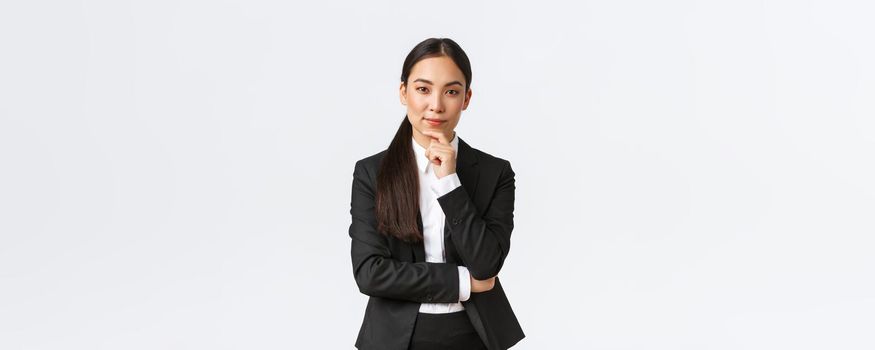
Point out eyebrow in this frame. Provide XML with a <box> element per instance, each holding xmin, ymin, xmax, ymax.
<box><xmin>412</xmin><ymin>78</ymin><xmax>464</xmax><ymax>88</ymax></box>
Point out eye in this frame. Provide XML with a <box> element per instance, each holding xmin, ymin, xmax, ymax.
<box><xmin>416</xmin><ymin>87</ymin><xmax>429</xmax><ymax>93</ymax></box>
<box><xmin>446</xmin><ymin>90</ymin><xmax>458</xmax><ymax>95</ymax></box>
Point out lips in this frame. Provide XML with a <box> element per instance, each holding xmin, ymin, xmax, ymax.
<box><xmin>425</xmin><ymin>118</ymin><xmax>446</xmax><ymax>126</ymax></box>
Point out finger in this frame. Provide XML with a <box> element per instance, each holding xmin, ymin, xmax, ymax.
<box><xmin>421</xmin><ymin>129</ymin><xmax>450</xmax><ymax>145</ymax></box>
<box><xmin>429</xmin><ymin>144</ymin><xmax>456</xmax><ymax>162</ymax></box>
<box><xmin>425</xmin><ymin>148</ymin><xmax>442</xmax><ymax>165</ymax></box>
<box><xmin>428</xmin><ymin>139</ymin><xmax>455</xmax><ymax>155</ymax></box>
<box><xmin>427</xmin><ymin>146</ymin><xmax>450</xmax><ymax>162</ymax></box>
<box><xmin>428</xmin><ymin>152</ymin><xmax>441</xmax><ymax>164</ymax></box>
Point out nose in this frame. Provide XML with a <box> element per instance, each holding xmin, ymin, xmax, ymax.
<box><xmin>429</xmin><ymin>93</ymin><xmax>444</xmax><ymax>113</ymax></box>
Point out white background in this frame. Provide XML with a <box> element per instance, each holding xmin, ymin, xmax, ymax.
<box><xmin>1</xmin><ymin>1</ymin><xmax>873</xmax><ymax>349</ymax></box>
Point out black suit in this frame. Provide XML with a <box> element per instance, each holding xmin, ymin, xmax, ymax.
<box><xmin>349</xmin><ymin>137</ymin><xmax>525</xmax><ymax>350</ymax></box>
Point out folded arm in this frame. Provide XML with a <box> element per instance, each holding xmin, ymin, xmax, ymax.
<box><xmin>349</xmin><ymin>160</ymin><xmax>469</xmax><ymax>303</ymax></box>
<box><xmin>436</xmin><ymin>160</ymin><xmax>515</xmax><ymax>280</ymax></box>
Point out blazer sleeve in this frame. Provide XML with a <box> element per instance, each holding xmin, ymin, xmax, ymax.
<box><xmin>437</xmin><ymin>159</ymin><xmax>515</xmax><ymax>280</ymax></box>
<box><xmin>349</xmin><ymin>159</ymin><xmax>462</xmax><ymax>303</ymax></box>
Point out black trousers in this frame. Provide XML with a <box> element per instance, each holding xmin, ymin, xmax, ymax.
<box><xmin>408</xmin><ymin>310</ymin><xmax>488</xmax><ymax>350</ymax></box>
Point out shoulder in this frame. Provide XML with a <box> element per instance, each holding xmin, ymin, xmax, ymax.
<box><xmin>469</xmin><ymin>144</ymin><xmax>514</xmax><ymax>177</ymax></box>
<box><xmin>473</xmin><ymin>146</ymin><xmax>511</xmax><ymax>167</ymax></box>
<box><xmin>352</xmin><ymin>149</ymin><xmax>387</xmax><ymax>182</ymax></box>
<box><xmin>354</xmin><ymin>149</ymin><xmax>386</xmax><ymax>170</ymax></box>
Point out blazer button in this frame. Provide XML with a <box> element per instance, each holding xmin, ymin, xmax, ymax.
<box><xmin>452</xmin><ymin>218</ymin><xmax>460</xmax><ymax>225</ymax></box>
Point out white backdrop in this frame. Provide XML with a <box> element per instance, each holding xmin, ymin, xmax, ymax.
<box><xmin>1</xmin><ymin>1</ymin><xmax>873</xmax><ymax>349</ymax></box>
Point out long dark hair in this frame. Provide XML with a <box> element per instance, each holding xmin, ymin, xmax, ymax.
<box><xmin>375</xmin><ymin>38</ymin><xmax>473</xmax><ymax>243</ymax></box>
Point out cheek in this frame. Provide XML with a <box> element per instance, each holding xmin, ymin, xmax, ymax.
<box><xmin>407</xmin><ymin>96</ymin><xmax>428</xmax><ymax>110</ymax></box>
<box><xmin>448</xmin><ymin>97</ymin><xmax>465</xmax><ymax>108</ymax></box>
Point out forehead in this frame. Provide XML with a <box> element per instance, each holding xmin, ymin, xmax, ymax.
<box><xmin>409</xmin><ymin>56</ymin><xmax>465</xmax><ymax>83</ymax></box>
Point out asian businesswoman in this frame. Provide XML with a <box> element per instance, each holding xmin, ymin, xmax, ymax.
<box><xmin>349</xmin><ymin>38</ymin><xmax>524</xmax><ymax>350</ymax></box>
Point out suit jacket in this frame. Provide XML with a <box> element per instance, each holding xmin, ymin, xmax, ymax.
<box><xmin>349</xmin><ymin>136</ymin><xmax>525</xmax><ymax>350</ymax></box>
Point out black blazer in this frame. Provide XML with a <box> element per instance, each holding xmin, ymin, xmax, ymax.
<box><xmin>349</xmin><ymin>136</ymin><xmax>525</xmax><ymax>350</ymax></box>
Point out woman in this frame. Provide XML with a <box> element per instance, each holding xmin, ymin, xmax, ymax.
<box><xmin>349</xmin><ymin>38</ymin><xmax>524</xmax><ymax>350</ymax></box>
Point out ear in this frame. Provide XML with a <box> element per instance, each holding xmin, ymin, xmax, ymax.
<box><xmin>462</xmin><ymin>88</ymin><xmax>472</xmax><ymax>110</ymax></box>
<box><xmin>399</xmin><ymin>82</ymin><xmax>407</xmax><ymax>106</ymax></box>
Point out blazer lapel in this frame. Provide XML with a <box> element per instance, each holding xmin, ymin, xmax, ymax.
<box><xmin>412</xmin><ymin>137</ymin><xmax>480</xmax><ymax>263</ymax></box>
